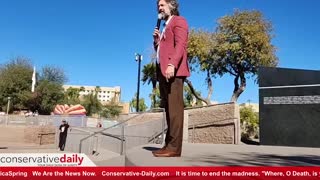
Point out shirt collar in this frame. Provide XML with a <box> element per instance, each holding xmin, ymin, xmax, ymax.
<box><xmin>165</xmin><ymin>15</ymin><xmax>174</xmax><ymax>27</ymax></box>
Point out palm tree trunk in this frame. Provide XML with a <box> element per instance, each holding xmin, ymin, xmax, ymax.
<box><xmin>152</xmin><ymin>81</ymin><xmax>157</xmax><ymax>108</ymax></box>
<box><xmin>152</xmin><ymin>88</ymin><xmax>156</xmax><ymax>108</ymax></box>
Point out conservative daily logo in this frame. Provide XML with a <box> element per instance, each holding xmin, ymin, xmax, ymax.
<box><xmin>0</xmin><ymin>153</ymin><xmax>96</xmax><ymax>166</ymax></box>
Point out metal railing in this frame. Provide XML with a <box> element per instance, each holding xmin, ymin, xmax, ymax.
<box><xmin>148</xmin><ymin>128</ymin><xmax>167</xmax><ymax>144</ymax></box>
<box><xmin>78</xmin><ymin>108</ymin><xmax>166</xmax><ymax>155</ymax></box>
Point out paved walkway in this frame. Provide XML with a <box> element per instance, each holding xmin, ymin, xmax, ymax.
<box><xmin>0</xmin><ymin>144</ymin><xmax>62</xmax><ymax>153</ymax></box>
<box><xmin>1</xmin><ymin>143</ymin><xmax>320</xmax><ymax>166</ymax></box>
<box><xmin>125</xmin><ymin>143</ymin><xmax>320</xmax><ymax>166</ymax></box>
<box><xmin>1</xmin><ymin>124</ymin><xmax>319</xmax><ymax>166</ymax></box>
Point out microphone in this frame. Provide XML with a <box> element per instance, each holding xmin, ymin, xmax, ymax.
<box><xmin>156</xmin><ymin>13</ymin><xmax>163</xmax><ymax>30</ymax></box>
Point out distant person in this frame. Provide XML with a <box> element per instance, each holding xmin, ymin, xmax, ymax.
<box><xmin>25</xmin><ymin>110</ymin><xmax>32</xmax><ymax>117</ymax></box>
<box><xmin>96</xmin><ymin>122</ymin><xmax>102</xmax><ymax>128</ymax></box>
<box><xmin>152</xmin><ymin>0</ymin><xmax>190</xmax><ymax>157</ymax></box>
<box><xmin>58</xmin><ymin>119</ymin><xmax>70</xmax><ymax>151</ymax></box>
<box><xmin>33</xmin><ymin>110</ymin><xmax>39</xmax><ymax>116</ymax></box>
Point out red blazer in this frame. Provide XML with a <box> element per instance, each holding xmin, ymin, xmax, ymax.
<box><xmin>155</xmin><ymin>16</ymin><xmax>190</xmax><ymax>77</ymax></box>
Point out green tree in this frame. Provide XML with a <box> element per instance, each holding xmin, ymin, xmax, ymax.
<box><xmin>0</xmin><ymin>57</ymin><xmax>33</xmax><ymax>111</ymax></box>
<box><xmin>240</xmin><ymin>106</ymin><xmax>259</xmax><ymax>139</ymax></box>
<box><xmin>81</xmin><ymin>86</ymin><xmax>102</xmax><ymax>116</ymax></box>
<box><xmin>188</xmin><ymin>29</ymin><xmax>219</xmax><ymax>105</ymax></box>
<box><xmin>100</xmin><ymin>93</ymin><xmax>122</xmax><ymax>118</ymax></box>
<box><xmin>148</xmin><ymin>85</ymin><xmax>161</xmax><ymax>109</ymax></box>
<box><xmin>184</xmin><ymin>85</ymin><xmax>203</xmax><ymax>107</ymax></box>
<box><xmin>101</xmin><ymin>103</ymin><xmax>122</xmax><ymax>118</ymax></box>
<box><xmin>64</xmin><ymin>87</ymin><xmax>81</xmax><ymax>105</ymax></box>
<box><xmin>26</xmin><ymin>66</ymin><xmax>67</xmax><ymax>114</ymax></box>
<box><xmin>32</xmin><ymin>80</ymin><xmax>65</xmax><ymax>114</ymax></box>
<box><xmin>130</xmin><ymin>93</ymin><xmax>147</xmax><ymax>112</ymax></box>
<box><xmin>215</xmin><ymin>10</ymin><xmax>278</xmax><ymax>102</ymax></box>
<box><xmin>39</xmin><ymin>65</ymin><xmax>67</xmax><ymax>84</ymax></box>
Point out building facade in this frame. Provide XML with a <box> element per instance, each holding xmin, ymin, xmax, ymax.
<box><xmin>239</xmin><ymin>102</ymin><xmax>259</xmax><ymax>113</ymax></box>
<box><xmin>63</xmin><ymin>85</ymin><xmax>121</xmax><ymax>104</ymax></box>
<box><xmin>63</xmin><ymin>85</ymin><xmax>130</xmax><ymax>114</ymax></box>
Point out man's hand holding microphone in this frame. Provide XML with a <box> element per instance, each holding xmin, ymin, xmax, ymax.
<box><xmin>153</xmin><ymin>13</ymin><xmax>163</xmax><ymax>46</ymax></box>
<box><xmin>153</xmin><ymin>13</ymin><xmax>175</xmax><ymax>82</ymax></box>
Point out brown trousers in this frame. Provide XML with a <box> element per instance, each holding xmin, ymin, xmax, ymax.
<box><xmin>157</xmin><ymin>65</ymin><xmax>185</xmax><ymax>154</ymax></box>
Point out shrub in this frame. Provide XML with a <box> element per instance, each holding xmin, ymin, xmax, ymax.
<box><xmin>240</xmin><ymin>106</ymin><xmax>259</xmax><ymax>139</ymax></box>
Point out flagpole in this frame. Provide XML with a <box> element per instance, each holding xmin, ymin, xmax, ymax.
<box><xmin>31</xmin><ymin>66</ymin><xmax>36</xmax><ymax>92</ymax></box>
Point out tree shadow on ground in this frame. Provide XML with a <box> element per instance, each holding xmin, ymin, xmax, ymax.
<box><xmin>241</xmin><ymin>137</ymin><xmax>260</xmax><ymax>145</ymax></box>
<box><xmin>187</xmin><ymin>153</ymin><xmax>320</xmax><ymax>166</ymax></box>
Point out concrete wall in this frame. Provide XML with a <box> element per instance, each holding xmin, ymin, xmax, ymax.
<box><xmin>186</xmin><ymin>102</ymin><xmax>240</xmax><ymax>144</ymax></box>
<box><xmin>0</xmin><ymin>115</ymin><xmax>87</xmax><ymax>127</ymax></box>
<box><xmin>0</xmin><ymin>126</ymin><xmax>26</xmax><ymax>146</ymax></box>
<box><xmin>24</xmin><ymin>125</ymin><xmax>56</xmax><ymax>145</ymax></box>
<box><xmin>0</xmin><ymin>125</ymin><xmax>56</xmax><ymax>146</ymax></box>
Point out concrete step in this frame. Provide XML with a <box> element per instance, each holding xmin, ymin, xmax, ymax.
<box><xmin>88</xmin><ymin>148</ymin><xmax>124</xmax><ymax>166</ymax></box>
<box><xmin>92</xmin><ymin>155</ymin><xmax>125</xmax><ymax>166</ymax></box>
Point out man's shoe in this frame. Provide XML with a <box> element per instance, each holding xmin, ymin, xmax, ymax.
<box><xmin>152</xmin><ymin>149</ymin><xmax>181</xmax><ymax>157</ymax></box>
<box><xmin>152</xmin><ymin>146</ymin><xmax>167</xmax><ymax>154</ymax></box>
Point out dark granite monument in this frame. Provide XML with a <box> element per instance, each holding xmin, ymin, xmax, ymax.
<box><xmin>259</xmin><ymin>67</ymin><xmax>320</xmax><ymax>147</ymax></box>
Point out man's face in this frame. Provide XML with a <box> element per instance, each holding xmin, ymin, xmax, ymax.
<box><xmin>158</xmin><ymin>0</ymin><xmax>171</xmax><ymax>20</ymax></box>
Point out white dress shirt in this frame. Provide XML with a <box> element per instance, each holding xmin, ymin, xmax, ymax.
<box><xmin>156</xmin><ymin>15</ymin><xmax>174</xmax><ymax>64</ymax></box>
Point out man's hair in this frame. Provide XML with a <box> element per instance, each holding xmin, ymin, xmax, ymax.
<box><xmin>158</xmin><ymin>0</ymin><xmax>180</xmax><ymax>16</ymax></box>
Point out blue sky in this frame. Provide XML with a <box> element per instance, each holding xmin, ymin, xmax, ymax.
<box><xmin>1</xmin><ymin>0</ymin><xmax>319</xmax><ymax>108</ymax></box>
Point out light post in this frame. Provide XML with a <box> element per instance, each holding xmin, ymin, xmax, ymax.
<box><xmin>6</xmin><ymin>97</ymin><xmax>11</xmax><ymax>125</ymax></box>
<box><xmin>135</xmin><ymin>53</ymin><xmax>143</xmax><ymax>112</ymax></box>
<box><xmin>6</xmin><ymin>97</ymin><xmax>11</xmax><ymax>115</ymax></box>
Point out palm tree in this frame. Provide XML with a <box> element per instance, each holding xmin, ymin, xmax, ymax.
<box><xmin>148</xmin><ymin>85</ymin><xmax>161</xmax><ymax>108</ymax></box>
<box><xmin>130</xmin><ymin>93</ymin><xmax>147</xmax><ymax>112</ymax></box>
<box><xmin>64</xmin><ymin>87</ymin><xmax>81</xmax><ymax>104</ymax></box>
<box><xmin>141</xmin><ymin>62</ymin><xmax>158</xmax><ymax>108</ymax></box>
<box><xmin>79</xmin><ymin>86</ymin><xmax>85</xmax><ymax>92</ymax></box>
<box><xmin>81</xmin><ymin>86</ymin><xmax>102</xmax><ymax>116</ymax></box>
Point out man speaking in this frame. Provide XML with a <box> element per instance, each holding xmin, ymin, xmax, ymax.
<box><xmin>152</xmin><ymin>0</ymin><xmax>190</xmax><ymax>157</ymax></box>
